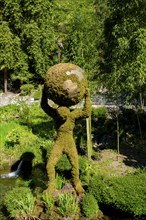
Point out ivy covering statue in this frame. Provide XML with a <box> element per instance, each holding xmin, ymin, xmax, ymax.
<box><xmin>41</xmin><ymin>63</ymin><xmax>91</xmax><ymax>195</ymax></box>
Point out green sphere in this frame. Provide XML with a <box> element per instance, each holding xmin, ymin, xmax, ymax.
<box><xmin>44</xmin><ymin>63</ymin><xmax>87</xmax><ymax>106</ymax></box>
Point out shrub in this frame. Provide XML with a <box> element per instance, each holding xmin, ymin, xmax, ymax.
<box><xmin>88</xmin><ymin>172</ymin><xmax>146</xmax><ymax>216</ymax></box>
<box><xmin>81</xmin><ymin>193</ymin><xmax>99</xmax><ymax>218</ymax></box>
<box><xmin>92</xmin><ymin>106</ymin><xmax>107</xmax><ymax>119</ymax></box>
<box><xmin>20</xmin><ymin>84</ymin><xmax>34</xmax><ymax>96</ymax></box>
<box><xmin>56</xmin><ymin>154</ymin><xmax>72</xmax><ymax>172</ymax></box>
<box><xmin>0</xmin><ymin>104</ymin><xmax>20</xmax><ymax>122</ymax></box>
<box><xmin>31</xmin><ymin>85</ymin><xmax>43</xmax><ymax>100</ymax></box>
<box><xmin>19</xmin><ymin>102</ymin><xmax>30</xmax><ymax>125</ymax></box>
<box><xmin>79</xmin><ymin>156</ymin><xmax>97</xmax><ymax>185</ymax></box>
<box><xmin>5</xmin><ymin>127</ymin><xmax>21</xmax><ymax>147</ymax></box>
<box><xmin>32</xmin><ymin>89</ymin><xmax>42</xmax><ymax>101</ymax></box>
<box><xmin>5</xmin><ymin>126</ymin><xmax>37</xmax><ymax>149</ymax></box>
<box><xmin>56</xmin><ymin>192</ymin><xmax>78</xmax><ymax>218</ymax></box>
<box><xmin>4</xmin><ymin>186</ymin><xmax>36</xmax><ymax>219</ymax></box>
<box><xmin>42</xmin><ymin>193</ymin><xmax>54</xmax><ymax>214</ymax></box>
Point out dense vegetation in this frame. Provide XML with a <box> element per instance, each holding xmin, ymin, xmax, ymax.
<box><xmin>1</xmin><ymin>0</ymin><xmax>145</xmax><ymax>106</ymax></box>
<box><xmin>0</xmin><ymin>103</ymin><xmax>146</xmax><ymax>219</ymax></box>
<box><xmin>0</xmin><ymin>0</ymin><xmax>107</xmax><ymax>92</ymax></box>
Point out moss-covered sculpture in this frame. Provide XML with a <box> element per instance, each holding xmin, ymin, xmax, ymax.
<box><xmin>41</xmin><ymin>63</ymin><xmax>91</xmax><ymax>195</ymax></box>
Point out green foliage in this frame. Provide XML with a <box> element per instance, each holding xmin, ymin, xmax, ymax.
<box><xmin>20</xmin><ymin>84</ymin><xmax>34</xmax><ymax>96</ymax></box>
<box><xmin>6</xmin><ymin>127</ymin><xmax>21</xmax><ymax>148</ymax></box>
<box><xmin>31</xmin><ymin>166</ymin><xmax>48</xmax><ymax>190</ymax></box>
<box><xmin>49</xmin><ymin>0</ymin><xmax>107</xmax><ymax>88</ymax></box>
<box><xmin>88</xmin><ymin>172</ymin><xmax>146</xmax><ymax>216</ymax></box>
<box><xmin>0</xmin><ymin>182</ymin><xmax>15</xmax><ymax>220</ymax></box>
<box><xmin>81</xmin><ymin>193</ymin><xmax>99</xmax><ymax>218</ymax></box>
<box><xmin>4</xmin><ymin>186</ymin><xmax>36</xmax><ymax>219</ymax></box>
<box><xmin>0</xmin><ymin>103</ymin><xmax>54</xmax><ymax>167</ymax></box>
<box><xmin>1</xmin><ymin>0</ymin><xmax>53</xmax><ymax>84</ymax></box>
<box><xmin>56</xmin><ymin>154</ymin><xmax>72</xmax><ymax>172</ymax></box>
<box><xmin>79</xmin><ymin>156</ymin><xmax>91</xmax><ymax>185</ymax></box>
<box><xmin>55</xmin><ymin>173</ymin><xmax>65</xmax><ymax>190</ymax></box>
<box><xmin>1</xmin><ymin>0</ymin><xmax>109</xmax><ymax>90</ymax></box>
<box><xmin>0</xmin><ymin>104</ymin><xmax>20</xmax><ymax>123</ymax></box>
<box><xmin>0</xmin><ymin>21</ymin><xmax>29</xmax><ymax>83</ymax></box>
<box><xmin>92</xmin><ymin>106</ymin><xmax>107</xmax><ymax>118</ymax></box>
<box><xmin>0</xmin><ymin>121</ymin><xmax>19</xmax><ymax>148</ymax></box>
<box><xmin>5</xmin><ymin>126</ymin><xmax>37</xmax><ymax>148</ymax></box>
<box><xmin>15</xmin><ymin>178</ymin><xmax>32</xmax><ymax>188</ymax></box>
<box><xmin>4</xmin><ymin>123</ymin><xmax>51</xmax><ymax>165</ymax></box>
<box><xmin>42</xmin><ymin>193</ymin><xmax>54</xmax><ymax>214</ymax></box>
<box><xmin>56</xmin><ymin>192</ymin><xmax>78</xmax><ymax>218</ymax></box>
<box><xmin>31</xmin><ymin>85</ymin><xmax>42</xmax><ymax>100</ymax></box>
<box><xmin>103</xmin><ymin>0</ymin><xmax>146</xmax><ymax>102</ymax></box>
<box><xmin>19</xmin><ymin>102</ymin><xmax>31</xmax><ymax>125</ymax></box>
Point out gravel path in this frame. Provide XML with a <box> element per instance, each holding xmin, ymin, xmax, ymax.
<box><xmin>0</xmin><ymin>92</ymin><xmax>37</xmax><ymax>106</ymax></box>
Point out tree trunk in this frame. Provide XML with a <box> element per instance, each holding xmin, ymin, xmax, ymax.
<box><xmin>4</xmin><ymin>69</ymin><xmax>8</xmax><ymax>93</ymax></box>
<box><xmin>136</xmin><ymin>110</ymin><xmax>143</xmax><ymax>140</ymax></box>
<box><xmin>115</xmin><ymin>103</ymin><xmax>120</xmax><ymax>161</ymax></box>
<box><xmin>139</xmin><ymin>92</ymin><xmax>144</xmax><ymax>111</ymax></box>
<box><xmin>116</xmin><ymin>110</ymin><xmax>120</xmax><ymax>160</ymax></box>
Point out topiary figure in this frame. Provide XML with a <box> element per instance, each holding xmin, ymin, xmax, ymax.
<box><xmin>41</xmin><ymin>63</ymin><xmax>91</xmax><ymax>195</ymax></box>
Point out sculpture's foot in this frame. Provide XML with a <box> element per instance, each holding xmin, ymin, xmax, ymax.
<box><xmin>74</xmin><ymin>181</ymin><xmax>85</xmax><ymax>195</ymax></box>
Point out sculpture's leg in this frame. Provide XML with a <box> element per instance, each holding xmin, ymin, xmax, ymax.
<box><xmin>45</xmin><ymin>141</ymin><xmax>62</xmax><ymax>194</ymax></box>
<box><xmin>66</xmin><ymin>144</ymin><xmax>84</xmax><ymax>195</ymax></box>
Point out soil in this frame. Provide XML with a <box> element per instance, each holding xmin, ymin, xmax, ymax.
<box><xmin>96</xmin><ymin>147</ymin><xmax>146</xmax><ymax>177</ymax></box>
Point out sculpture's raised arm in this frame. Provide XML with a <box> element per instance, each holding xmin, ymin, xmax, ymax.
<box><xmin>40</xmin><ymin>85</ymin><xmax>57</xmax><ymax>119</ymax></box>
<box><xmin>72</xmin><ymin>88</ymin><xmax>91</xmax><ymax>119</ymax></box>
<box><xmin>83</xmin><ymin>88</ymin><xmax>91</xmax><ymax>117</ymax></box>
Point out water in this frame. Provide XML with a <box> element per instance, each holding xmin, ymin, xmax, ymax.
<box><xmin>0</xmin><ymin>160</ymin><xmax>23</xmax><ymax>178</ymax></box>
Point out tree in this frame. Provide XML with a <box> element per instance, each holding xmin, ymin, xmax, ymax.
<box><xmin>0</xmin><ymin>0</ymin><xmax>55</xmax><ymax>91</ymax></box>
<box><xmin>0</xmin><ymin>21</ymin><xmax>28</xmax><ymax>92</ymax></box>
<box><xmin>102</xmin><ymin>0</ymin><xmax>146</xmax><ymax>105</ymax></box>
<box><xmin>1</xmin><ymin>0</ymin><xmax>109</xmax><ymax>93</ymax></box>
<box><xmin>99</xmin><ymin>0</ymin><xmax>146</xmax><ymax>149</ymax></box>
<box><xmin>48</xmin><ymin>0</ymin><xmax>108</xmax><ymax>90</ymax></box>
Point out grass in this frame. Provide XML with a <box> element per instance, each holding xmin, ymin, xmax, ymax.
<box><xmin>0</xmin><ymin>121</ymin><xmax>20</xmax><ymax>148</ymax></box>
<box><xmin>0</xmin><ymin>122</ymin><xmax>24</xmax><ymax>168</ymax></box>
<box><xmin>0</xmin><ymin>103</ymin><xmax>54</xmax><ymax>168</ymax></box>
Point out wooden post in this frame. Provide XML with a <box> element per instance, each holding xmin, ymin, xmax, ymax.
<box><xmin>86</xmin><ymin>115</ymin><xmax>92</xmax><ymax>160</ymax></box>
